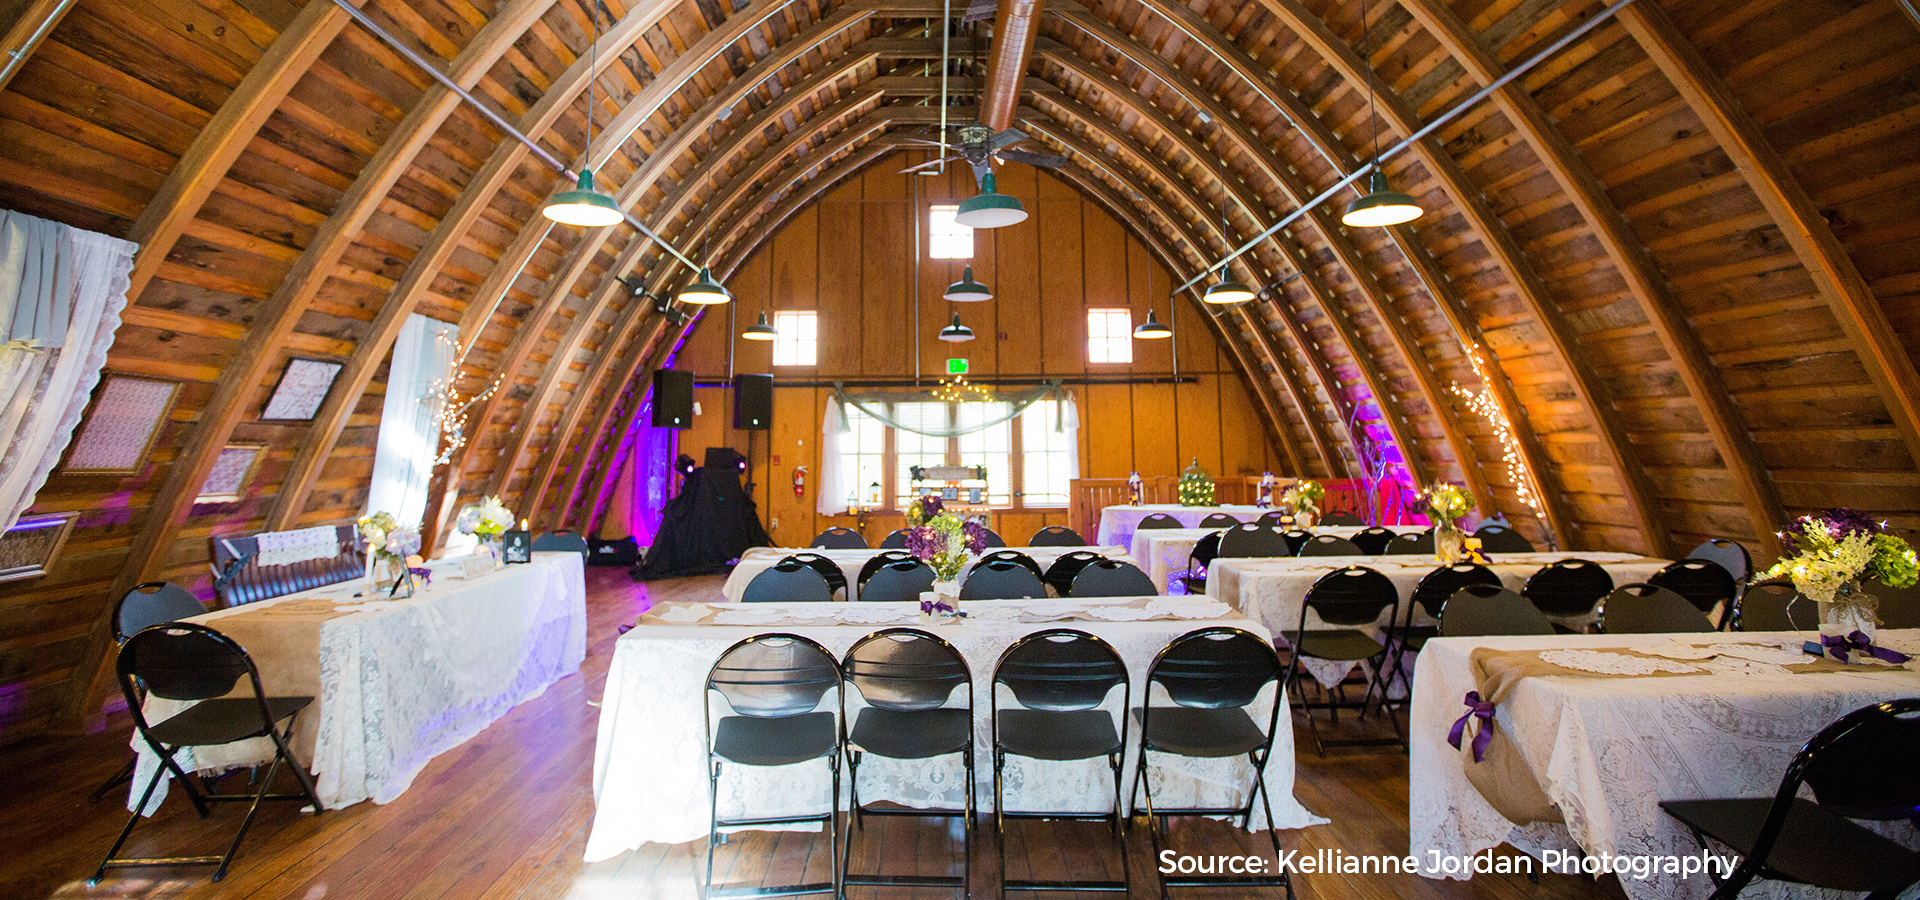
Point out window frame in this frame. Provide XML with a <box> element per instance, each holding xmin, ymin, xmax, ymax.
<box><xmin>770</xmin><ymin>310</ymin><xmax>818</xmax><ymax>366</ymax></box>
<box><xmin>840</xmin><ymin>399</ymin><xmax>1069</xmax><ymax>511</ymax></box>
<box><xmin>927</xmin><ymin>203</ymin><xmax>974</xmax><ymax>259</ymax></box>
<box><xmin>1086</xmin><ymin>307</ymin><xmax>1134</xmax><ymax>364</ymax></box>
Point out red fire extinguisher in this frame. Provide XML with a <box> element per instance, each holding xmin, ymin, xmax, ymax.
<box><xmin>792</xmin><ymin>466</ymin><xmax>808</xmax><ymax>497</ymax></box>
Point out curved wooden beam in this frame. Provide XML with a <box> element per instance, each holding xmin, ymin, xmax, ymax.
<box><xmin>1619</xmin><ymin>1</ymin><xmax>1920</xmax><ymax>483</ymax></box>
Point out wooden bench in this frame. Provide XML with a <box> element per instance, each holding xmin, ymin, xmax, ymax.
<box><xmin>209</xmin><ymin>525</ymin><xmax>366</xmax><ymax>608</ymax></box>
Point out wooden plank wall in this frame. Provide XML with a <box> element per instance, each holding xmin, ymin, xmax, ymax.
<box><xmin>659</xmin><ymin>154</ymin><xmax>1283</xmax><ymax>549</ymax></box>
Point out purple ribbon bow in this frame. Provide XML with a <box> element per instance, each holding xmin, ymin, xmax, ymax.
<box><xmin>408</xmin><ymin>566</ymin><xmax>433</xmax><ymax>587</ymax></box>
<box><xmin>1821</xmin><ymin>631</ymin><xmax>1910</xmax><ymax>665</ymax></box>
<box><xmin>1448</xmin><ymin>691</ymin><xmax>1496</xmax><ymax>763</ymax></box>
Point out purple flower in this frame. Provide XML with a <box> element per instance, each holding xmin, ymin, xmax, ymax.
<box><xmin>961</xmin><ymin>520</ymin><xmax>987</xmax><ymax>555</ymax></box>
<box><xmin>921</xmin><ymin>495</ymin><xmax>944</xmax><ymax>518</ymax></box>
<box><xmin>1781</xmin><ymin>507</ymin><xmax>1883</xmax><ymax>555</ymax></box>
<box><xmin>905</xmin><ymin>525</ymin><xmax>941</xmax><ymax>562</ymax></box>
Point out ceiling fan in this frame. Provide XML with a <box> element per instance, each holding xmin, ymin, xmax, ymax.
<box><xmin>899</xmin><ymin>123</ymin><xmax>1067</xmax><ymax>185</ymax></box>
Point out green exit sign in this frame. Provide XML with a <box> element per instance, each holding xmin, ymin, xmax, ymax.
<box><xmin>947</xmin><ymin>358</ymin><xmax>969</xmax><ymax>375</ymax></box>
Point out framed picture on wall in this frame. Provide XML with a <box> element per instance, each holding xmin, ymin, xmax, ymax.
<box><xmin>61</xmin><ymin>374</ymin><xmax>182</xmax><ymax>476</ymax></box>
<box><xmin>259</xmin><ymin>357</ymin><xmax>343</xmax><ymax>422</ymax></box>
<box><xmin>0</xmin><ymin>512</ymin><xmax>79</xmax><ymax>583</ymax></box>
<box><xmin>196</xmin><ymin>443</ymin><xmax>267</xmax><ymax>504</ymax></box>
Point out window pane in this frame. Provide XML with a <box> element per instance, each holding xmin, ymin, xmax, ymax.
<box><xmin>1087</xmin><ymin>308</ymin><xmax>1133</xmax><ymax>364</ymax></box>
<box><xmin>894</xmin><ymin>402</ymin><xmax>950</xmax><ymax>508</ymax></box>
<box><xmin>1021</xmin><ymin>401</ymin><xmax>1071</xmax><ymax>506</ymax></box>
<box><xmin>840</xmin><ymin>403</ymin><xmax>886</xmax><ymax>507</ymax></box>
<box><xmin>957</xmin><ymin>402</ymin><xmax>1012</xmax><ymax>506</ymax></box>
<box><xmin>928</xmin><ymin>204</ymin><xmax>973</xmax><ymax>259</ymax></box>
<box><xmin>771</xmin><ymin>310</ymin><xmax>818</xmax><ymax>366</ymax></box>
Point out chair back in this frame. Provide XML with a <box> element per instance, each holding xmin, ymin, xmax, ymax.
<box><xmin>1041</xmin><ymin>550</ymin><xmax>1103</xmax><ymax>595</ymax></box>
<box><xmin>1410</xmin><ymin>563</ymin><xmax>1501</xmax><ymax>620</ymax></box>
<box><xmin>1320</xmin><ymin>510</ymin><xmax>1364</xmax><ymax>526</ymax></box>
<box><xmin>781</xmin><ymin>552</ymin><xmax>848</xmax><ymax>596</ymax></box>
<box><xmin>115</xmin><ymin>582</ymin><xmax>207</xmax><ymax>644</ymax></box>
<box><xmin>960</xmin><ymin>560</ymin><xmax>1047</xmax><ymax>600</ymax></box>
<box><xmin>1255</xmin><ymin>511</ymin><xmax>1290</xmax><ymax>527</ymax></box>
<box><xmin>1146</xmin><ymin>628</ymin><xmax>1279</xmax><ymax>710</ymax></box>
<box><xmin>810</xmin><ymin>527</ymin><xmax>868</xmax><ymax>549</ymax></box>
<box><xmin>741</xmin><ymin>560</ymin><xmax>833</xmax><ymax>603</ymax></box>
<box><xmin>1523</xmin><ymin>559</ymin><xmax>1615</xmax><ymax>618</ymax></box>
<box><xmin>1279</xmin><ymin>529</ymin><xmax>1313</xmax><ymax>554</ymax></box>
<box><xmin>975</xmin><ymin>549</ymin><xmax>1043</xmax><ymax>580</ymax></box>
<box><xmin>1186</xmin><ymin>531</ymin><xmax>1224</xmax><ymax>573</ymax></box>
<box><xmin>856</xmin><ymin>549</ymin><xmax>914</xmax><ymax>588</ymax></box>
<box><xmin>993</xmin><ymin>629</ymin><xmax>1125</xmax><ymax>712</ymax></box>
<box><xmin>706</xmin><ymin>633</ymin><xmax>841</xmax><ymax>718</ymax></box>
<box><xmin>1473</xmin><ymin>524</ymin><xmax>1534</xmax><ymax>553</ymax></box>
<box><xmin>1796</xmin><ymin>699</ymin><xmax>1920</xmax><ymax>821</ymax></box>
<box><xmin>1685</xmin><ymin>538</ymin><xmax>1752</xmax><ymax>585</ymax></box>
<box><xmin>1350</xmin><ymin>527</ymin><xmax>1396</xmax><ymax>555</ymax></box>
<box><xmin>978</xmin><ymin>527</ymin><xmax>1007</xmax><ymax>548</ymax></box>
<box><xmin>843</xmin><ymin>629</ymin><xmax>969</xmax><ymax>711</ymax></box>
<box><xmin>1301</xmin><ymin>566</ymin><xmax>1398</xmax><ymax>629</ymax></box>
<box><xmin>532</xmin><ymin>530</ymin><xmax>590</xmax><ymax>557</ymax></box>
<box><xmin>1069</xmin><ymin>560</ymin><xmax>1157</xmax><ymax>598</ymax></box>
<box><xmin>1734</xmin><ymin>581</ymin><xmax>1802</xmax><ymax>632</ymax></box>
<box><xmin>1649</xmin><ymin>559</ymin><xmax>1738</xmax><ymax>619</ymax></box>
<box><xmin>1135</xmin><ymin>513</ymin><xmax>1183</xmax><ymax>530</ymax></box>
<box><xmin>1028</xmin><ymin>525</ymin><xmax>1087</xmax><ymax>546</ymax></box>
<box><xmin>1195</xmin><ymin>513</ymin><xmax>1240</xmax><ymax>529</ymax></box>
<box><xmin>859</xmin><ymin>560</ymin><xmax>936</xmax><ymax>603</ymax></box>
<box><xmin>1869</xmin><ymin>577</ymin><xmax>1920</xmax><ymax>628</ymax></box>
<box><xmin>879</xmin><ymin>529</ymin><xmax>911</xmax><ymax>549</ymax></box>
<box><xmin>1297</xmin><ymin>535</ymin><xmax>1362</xmax><ymax>557</ymax></box>
<box><xmin>118</xmin><ymin>623</ymin><xmax>255</xmax><ymax>704</ymax></box>
<box><xmin>1439</xmin><ymin>585</ymin><xmax>1555</xmax><ymax>637</ymax></box>
<box><xmin>1385</xmin><ymin>530</ymin><xmax>1435</xmax><ymax>555</ymax></box>
<box><xmin>1216</xmin><ymin>524</ymin><xmax>1290</xmax><ymax>558</ymax></box>
<box><xmin>1599</xmin><ymin>584</ymin><xmax>1715</xmax><ymax>633</ymax></box>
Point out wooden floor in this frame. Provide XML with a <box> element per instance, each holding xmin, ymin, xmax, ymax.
<box><xmin>0</xmin><ymin>569</ymin><xmax>1629</xmax><ymax>899</ymax></box>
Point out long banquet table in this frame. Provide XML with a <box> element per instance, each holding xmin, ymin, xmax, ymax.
<box><xmin>1132</xmin><ymin>524</ymin><xmax>1427</xmax><ymax>592</ymax></box>
<box><xmin>583</xmin><ymin>595</ymin><xmax>1328</xmax><ymax>861</ymax></box>
<box><xmin>1409</xmin><ymin>630</ymin><xmax>1920</xmax><ymax>900</ymax></box>
<box><xmin>131</xmin><ymin>551</ymin><xmax>587</xmax><ymax>812</ymax></box>
<box><xmin>721</xmin><ymin>545</ymin><xmax>1137</xmax><ymax>602</ymax></box>
<box><xmin>1094</xmin><ymin>503</ymin><xmax>1267</xmax><ymax>548</ymax></box>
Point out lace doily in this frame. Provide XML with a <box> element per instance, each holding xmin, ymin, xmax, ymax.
<box><xmin>1537</xmin><ymin>649</ymin><xmax>1702</xmax><ymax>676</ymax></box>
<box><xmin>652</xmin><ymin>604</ymin><xmax>712</xmax><ymax>624</ymax></box>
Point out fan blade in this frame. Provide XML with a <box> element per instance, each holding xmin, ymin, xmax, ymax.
<box><xmin>998</xmin><ymin>148</ymin><xmax>1068</xmax><ymax>168</ymax></box>
<box><xmin>987</xmin><ymin>128</ymin><xmax>1027</xmax><ymax>151</ymax></box>
<box><xmin>898</xmin><ymin>155</ymin><xmax>961</xmax><ymax>174</ymax></box>
<box><xmin>904</xmin><ymin>137</ymin><xmax>956</xmax><ymax>149</ymax></box>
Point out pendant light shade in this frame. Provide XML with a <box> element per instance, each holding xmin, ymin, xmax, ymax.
<box><xmin>676</xmin><ymin>267</ymin><xmax>731</xmax><ymax>305</ymax></box>
<box><xmin>938</xmin><ymin>313</ymin><xmax>975</xmax><ymax>342</ymax></box>
<box><xmin>1133</xmin><ymin>308</ymin><xmax>1172</xmax><ymax>339</ymax></box>
<box><xmin>543</xmin><ymin>169</ymin><xmax>625</xmax><ymax>226</ymax></box>
<box><xmin>1342</xmin><ymin>169</ymin><xmax>1423</xmax><ymax>228</ymax></box>
<box><xmin>953</xmin><ymin>173</ymin><xmax>1028</xmax><ymax>229</ymax></box>
<box><xmin>1202</xmin><ymin>272</ymin><xmax>1256</xmax><ymax>305</ymax></box>
<box><xmin>741</xmin><ymin>311</ymin><xmax>777</xmax><ymax>340</ymax></box>
<box><xmin>943</xmin><ymin>266</ymin><xmax>993</xmax><ymax>302</ymax></box>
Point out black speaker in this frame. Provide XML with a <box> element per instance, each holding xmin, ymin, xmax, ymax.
<box><xmin>652</xmin><ymin>369</ymin><xmax>694</xmax><ymax>428</ymax></box>
<box><xmin>732</xmin><ymin>374</ymin><xmax>772</xmax><ymax>430</ymax></box>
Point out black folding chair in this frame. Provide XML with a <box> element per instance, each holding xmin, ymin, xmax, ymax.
<box><xmin>742</xmin><ymin>559</ymin><xmax>834</xmax><ymax>603</ymax></box>
<box><xmin>1871</xmin><ymin>577</ymin><xmax>1920</xmax><ymax>628</ymax></box>
<box><xmin>978</xmin><ymin>527</ymin><xmax>1007</xmax><ymax>548</ymax></box>
<box><xmin>1178</xmin><ymin>532</ymin><xmax>1224</xmax><ymax>595</ymax></box>
<box><xmin>1283</xmin><ymin>566</ymin><xmax>1405</xmax><ymax>755</ymax></box>
<box><xmin>1522</xmin><ymin>558</ymin><xmax>1615</xmax><ymax>631</ymax></box>
<box><xmin>811</xmin><ymin>527</ymin><xmax>868</xmax><ymax>549</ymax></box>
<box><xmin>782</xmin><ymin>552</ymin><xmax>848</xmax><ymax>598</ymax></box>
<box><xmin>1374</xmin><ymin>563</ymin><xmax>1501</xmax><ymax>706</ymax></box>
<box><xmin>880</xmin><ymin>529</ymin><xmax>912</xmax><ymax>549</ymax></box>
<box><xmin>859</xmin><ymin>560</ymin><xmax>936</xmax><ymax>603</ymax></box>
<box><xmin>1278</xmin><ymin>529</ymin><xmax>1312</xmax><ymax>555</ymax></box>
<box><xmin>531</xmin><ymin>530</ymin><xmax>590</xmax><ymax>558</ymax></box>
<box><xmin>855</xmin><ymin>550</ymin><xmax>914</xmax><ymax>590</ymax></box>
<box><xmin>1686</xmin><ymin>538</ymin><xmax>1752</xmax><ymax>588</ymax></box>
<box><xmin>991</xmin><ymin>630</ymin><xmax>1130</xmax><ymax>895</ymax></box>
<box><xmin>93</xmin><ymin>623</ymin><xmax>322</xmax><ymax>884</ymax></box>
<box><xmin>1296</xmin><ymin>535</ymin><xmax>1362</xmax><ymax>557</ymax></box>
<box><xmin>1660</xmin><ymin>699</ymin><xmax>1920</xmax><ymax>899</ymax></box>
<box><xmin>1438</xmin><ymin>585</ymin><xmax>1556</xmax><ymax>637</ymax></box>
<box><xmin>961</xmin><ymin>560</ymin><xmax>1047</xmax><ymax>600</ymax></box>
<box><xmin>1069</xmin><ymin>560</ymin><xmax>1157</xmax><ymax>598</ymax></box>
<box><xmin>1732</xmin><ymin>581</ymin><xmax>1804</xmax><ymax>632</ymax></box>
<box><xmin>1216</xmin><ymin>524</ymin><xmax>1290</xmax><ymax>559</ymax></box>
<box><xmin>977</xmin><ymin>549</ymin><xmax>1044</xmax><ymax>580</ymax></box>
<box><xmin>90</xmin><ymin>582</ymin><xmax>209</xmax><ymax>803</ymax></box>
<box><xmin>1472</xmin><ymin>523</ymin><xmax>1534</xmax><ymax>553</ymax></box>
<box><xmin>840</xmin><ymin>629</ymin><xmax>973</xmax><ymax>895</ymax></box>
<box><xmin>1029</xmin><ymin>525</ymin><xmax>1088</xmax><ymax>546</ymax></box>
<box><xmin>1042</xmin><ymin>550</ymin><xmax>1105</xmax><ymax>596</ymax></box>
<box><xmin>1320</xmin><ymin>510</ymin><xmax>1363</xmax><ymax>526</ymax></box>
<box><xmin>1131</xmin><ymin>628</ymin><xmax>1294</xmax><ymax>899</ymax></box>
<box><xmin>1135</xmin><ymin>513</ymin><xmax>1183</xmax><ymax>530</ymax></box>
<box><xmin>1384</xmin><ymin>530</ymin><xmax>1434</xmax><ymax>555</ymax></box>
<box><xmin>1195</xmin><ymin>513</ymin><xmax>1241</xmax><ymax>529</ymax></box>
<box><xmin>704</xmin><ymin>633</ymin><xmax>843</xmax><ymax>899</ymax></box>
<box><xmin>1650</xmin><ymin>559</ymin><xmax>1739</xmax><ymax>629</ymax></box>
<box><xmin>1599</xmin><ymin>584</ymin><xmax>1716</xmax><ymax>634</ymax></box>
<box><xmin>1349</xmin><ymin>527</ymin><xmax>1397</xmax><ymax>556</ymax></box>
<box><xmin>1255</xmin><ymin>511</ymin><xmax>1290</xmax><ymax>527</ymax></box>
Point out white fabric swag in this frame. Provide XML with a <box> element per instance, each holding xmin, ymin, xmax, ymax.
<box><xmin>0</xmin><ymin>210</ymin><xmax>136</xmax><ymax>531</ymax></box>
<box><xmin>816</xmin><ymin>389</ymin><xmax>1080</xmax><ymax>516</ymax></box>
<box><xmin>365</xmin><ymin>314</ymin><xmax>457</xmax><ymax>526</ymax></box>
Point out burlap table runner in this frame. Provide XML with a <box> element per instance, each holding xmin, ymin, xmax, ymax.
<box><xmin>194</xmin><ymin>596</ymin><xmax>364</xmax><ymax>762</ymax></box>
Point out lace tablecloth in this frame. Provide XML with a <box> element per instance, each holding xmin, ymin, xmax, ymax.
<box><xmin>1207</xmin><ymin>552</ymin><xmax>1666</xmax><ymax>688</ymax></box>
<box><xmin>583</xmin><ymin>596</ymin><xmax>1328</xmax><ymax>860</ymax></box>
<box><xmin>721</xmin><ymin>545</ymin><xmax>1136</xmax><ymax>602</ymax></box>
<box><xmin>1409</xmin><ymin>630</ymin><xmax>1920</xmax><ymax>900</ymax></box>
<box><xmin>130</xmin><ymin>552</ymin><xmax>586</xmax><ymax>812</ymax></box>
<box><xmin>1094</xmin><ymin>504</ymin><xmax>1268</xmax><ymax>548</ymax></box>
<box><xmin>1132</xmin><ymin>525</ymin><xmax>1426</xmax><ymax>592</ymax></box>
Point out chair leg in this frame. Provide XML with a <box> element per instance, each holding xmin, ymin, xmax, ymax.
<box><xmin>992</xmin><ymin>749</ymin><xmax>1007</xmax><ymax>892</ymax></box>
<box><xmin>1108</xmin><ymin>751</ymin><xmax>1130</xmax><ymax>896</ymax></box>
<box><xmin>267</xmin><ymin>716</ymin><xmax>324</xmax><ymax>813</ymax></box>
<box><xmin>89</xmin><ymin>757</ymin><xmax>137</xmax><ymax>803</ymax></box>
<box><xmin>1709</xmin><ymin>863</ymin><xmax>1758</xmax><ymax>900</ymax></box>
<box><xmin>962</xmin><ymin>745</ymin><xmax>974</xmax><ymax>900</ymax></box>
<box><xmin>706</xmin><ymin>760</ymin><xmax>722</xmax><ymax>900</ymax></box>
<box><xmin>828</xmin><ymin>753</ymin><xmax>842</xmax><ymax>900</ymax></box>
<box><xmin>91</xmin><ymin>761</ymin><xmax>170</xmax><ymax>885</ymax></box>
<box><xmin>212</xmin><ymin>749</ymin><xmax>285</xmax><ymax>881</ymax></box>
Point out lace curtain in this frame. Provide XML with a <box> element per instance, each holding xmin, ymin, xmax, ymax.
<box><xmin>365</xmin><ymin>314</ymin><xmax>457</xmax><ymax>526</ymax></box>
<box><xmin>0</xmin><ymin>210</ymin><xmax>136</xmax><ymax>531</ymax></box>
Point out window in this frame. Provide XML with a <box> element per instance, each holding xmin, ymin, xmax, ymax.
<box><xmin>1087</xmin><ymin>308</ymin><xmax>1133</xmax><ymax>364</ymax></box>
<box><xmin>771</xmin><ymin>310</ymin><xmax>817</xmax><ymax>366</ymax></box>
<box><xmin>892</xmin><ymin>402</ymin><xmax>951</xmax><ymax>508</ymax></box>
<box><xmin>928</xmin><ymin>204</ymin><xmax>973</xmax><ymax>259</ymax></box>
<box><xmin>1020</xmin><ymin>401</ymin><xmax>1073</xmax><ymax>506</ymax></box>
<box><xmin>841</xmin><ymin>404</ymin><xmax>886</xmax><ymax>507</ymax></box>
<box><xmin>957</xmin><ymin>402</ymin><xmax>1013</xmax><ymax>506</ymax></box>
<box><xmin>838</xmin><ymin>400</ymin><xmax>1069</xmax><ymax>510</ymax></box>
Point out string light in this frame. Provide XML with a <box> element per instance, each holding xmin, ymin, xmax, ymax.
<box><xmin>1450</xmin><ymin>346</ymin><xmax>1544</xmax><ymax>522</ymax></box>
<box><xmin>428</xmin><ymin>331</ymin><xmax>505</xmax><ymax>467</ymax></box>
<box><xmin>929</xmin><ymin>372</ymin><xmax>993</xmax><ymax>403</ymax></box>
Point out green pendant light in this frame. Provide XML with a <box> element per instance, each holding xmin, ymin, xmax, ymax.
<box><xmin>541</xmin><ymin>5</ymin><xmax>622</xmax><ymax>227</ymax></box>
<box><xmin>1342</xmin><ymin>0</ymin><xmax>1423</xmax><ymax>228</ymax></box>
<box><xmin>954</xmin><ymin>173</ymin><xmax>1028</xmax><ymax>228</ymax></box>
<box><xmin>1133</xmin><ymin>308</ymin><xmax>1172</xmax><ymax>338</ymax></box>
<box><xmin>677</xmin><ymin>267</ymin><xmax>731</xmax><ymax>305</ymax></box>
<box><xmin>943</xmin><ymin>265</ymin><xmax>993</xmax><ymax>302</ymax></box>
<box><xmin>741</xmin><ymin>310</ymin><xmax>777</xmax><ymax>340</ymax></box>
<box><xmin>938</xmin><ymin>313</ymin><xmax>976</xmax><ymax>342</ymax></box>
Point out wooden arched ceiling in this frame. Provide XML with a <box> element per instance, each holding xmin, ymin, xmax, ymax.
<box><xmin>3</xmin><ymin>0</ymin><xmax>1919</xmax><ymax>727</ymax></box>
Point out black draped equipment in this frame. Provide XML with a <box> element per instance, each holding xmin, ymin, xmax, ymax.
<box><xmin>632</xmin><ymin>448</ymin><xmax>770</xmax><ymax>580</ymax></box>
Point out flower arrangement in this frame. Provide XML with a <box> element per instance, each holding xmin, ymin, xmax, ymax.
<box><xmin>455</xmin><ymin>495</ymin><xmax>514</xmax><ymax>539</ymax></box>
<box><xmin>1281</xmin><ymin>479</ymin><xmax>1324</xmax><ymax>513</ymax></box>
<box><xmin>1413</xmin><ymin>481</ymin><xmax>1474</xmax><ymax>525</ymax></box>
<box><xmin>1761</xmin><ymin>509</ymin><xmax>1917</xmax><ymax>604</ymax></box>
<box><xmin>906</xmin><ymin>513</ymin><xmax>987</xmax><ymax>582</ymax></box>
<box><xmin>905</xmin><ymin>493</ymin><xmax>944</xmax><ymax>528</ymax></box>
<box><xmin>358</xmin><ymin>510</ymin><xmax>422</xmax><ymax>595</ymax></box>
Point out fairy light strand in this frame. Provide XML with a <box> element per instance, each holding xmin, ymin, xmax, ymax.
<box><xmin>930</xmin><ymin>372</ymin><xmax>993</xmax><ymax>403</ymax></box>
<box><xmin>1451</xmin><ymin>345</ymin><xmax>1544</xmax><ymax>522</ymax></box>
<box><xmin>429</xmin><ymin>331</ymin><xmax>505</xmax><ymax>467</ymax></box>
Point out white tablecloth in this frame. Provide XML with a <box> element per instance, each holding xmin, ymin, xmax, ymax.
<box><xmin>583</xmin><ymin>596</ymin><xmax>1328</xmax><ymax>860</ymax></box>
<box><xmin>1094</xmin><ymin>504</ymin><xmax>1268</xmax><ymax>548</ymax></box>
<box><xmin>1208</xmin><ymin>552</ymin><xmax>1667</xmax><ymax>687</ymax></box>
<box><xmin>131</xmin><ymin>552</ymin><xmax>587</xmax><ymax>812</ymax></box>
<box><xmin>722</xmin><ymin>545</ymin><xmax>1136</xmax><ymax>602</ymax></box>
<box><xmin>1131</xmin><ymin>524</ymin><xmax>1427</xmax><ymax>592</ymax></box>
<box><xmin>1409</xmin><ymin>630</ymin><xmax>1920</xmax><ymax>900</ymax></box>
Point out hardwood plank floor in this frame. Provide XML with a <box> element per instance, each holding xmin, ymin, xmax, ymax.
<box><xmin>1</xmin><ymin>569</ymin><xmax>1630</xmax><ymax>899</ymax></box>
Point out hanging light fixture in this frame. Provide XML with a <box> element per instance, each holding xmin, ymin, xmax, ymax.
<box><xmin>676</xmin><ymin>120</ymin><xmax>731</xmax><ymax>304</ymax></box>
<box><xmin>953</xmin><ymin>173</ymin><xmax>1027</xmax><ymax>228</ymax></box>
<box><xmin>542</xmin><ymin>7</ymin><xmax>622</xmax><ymax>227</ymax></box>
<box><xmin>938</xmin><ymin>313</ymin><xmax>976</xmax><ymax>342</ymax></box>
<box><xmin>1342</xmin><ymin>0</ymin><xmax>1423</xmax><ymax>228</ymax></box>
<box><xmin>1203</xmin><ymin>200</ymin><xmax>1255</xmax><ymax>304</ymax></box>
<box><xmin>943</xmin><ymin>265</ymin><xmax>993</xmax><ymax>302</ymax></box>
<box><xmin>1133</xmin><ymin>308</ymin><xmax>1172</xmax><ymax>339</ymax></box>
<box><xmin>741</xmin><ymin>310</ymin><xmax>778</xmax><ymax>340</ymax></box>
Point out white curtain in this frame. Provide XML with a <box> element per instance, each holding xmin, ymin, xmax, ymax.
<box><xmin>0</xmin><ymin>211</ymin><xmax>135</xmax><ymax>531</ymax></box>
<box><xmin>366</xmin><ymin>314</ymin><xmax>457</xmax><ymax>526</ymax></box>
<box><xmin>817</xmin><ymin>401</ymin><xmax>849</xmax><ymax>516</ymax></box>
<box><xmin>1061</xmin><ymin>389</ymin><xmax>1082</xmax><ymax>480</ymax></box>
